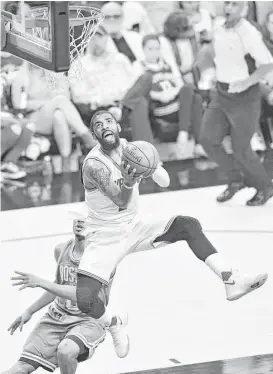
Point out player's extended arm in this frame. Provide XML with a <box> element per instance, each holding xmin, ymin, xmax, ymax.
<box><xmin>27</xmin><ymin>290</ymin><xmax>56</xmax><ymax>315</ymax></box>
<box><xmin>11</xmin><ymin>270</ymin><xmax>78</xmax><ymax>302</ymax></box>
<box><xmin>152</xmin><ymin>165</ymin><xmax>170</xmax><ymax>188</ymax></box>
<box><xmin>36</xmin><ymin>278</ymin><xmax>77</xmax><ymax>302</ymax></box>
<box><xmin>84</xmin><ymin>158</ymin><xmax>137</xmax><ymax>209</ymax></box>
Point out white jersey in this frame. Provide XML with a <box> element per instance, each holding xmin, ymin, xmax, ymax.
<box><xmin>82</xmin><ymin>139</ymin><xmax>139</xmax><ymax>226</ymax></box>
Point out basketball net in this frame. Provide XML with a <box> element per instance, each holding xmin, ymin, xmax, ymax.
<box><xmin>24</xmin><ymin>4</ymin><xmax>104</xmax><ymax>91</ymax></box>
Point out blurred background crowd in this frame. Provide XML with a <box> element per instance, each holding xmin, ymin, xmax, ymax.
<box><xmin>1</xmin><ymin>1</ymin><xmax>273</xmax><ymax>191</ymax></box>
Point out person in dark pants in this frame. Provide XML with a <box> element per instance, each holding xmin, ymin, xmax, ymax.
<box><xmin>200</xmin><ymin>1</ymin><xmax>273</xmax><ymax>206</ymax></box>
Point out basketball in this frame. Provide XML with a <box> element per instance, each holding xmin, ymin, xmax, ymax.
<box><xmin>122</xmin><ymin>141</ymin><xmax>160</xmax><ymax>178</ymax></box>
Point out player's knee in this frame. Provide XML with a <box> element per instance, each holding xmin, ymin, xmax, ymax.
<box><xmin>76</xmin><ymin>275</ymin><xmax>105</xmax><ymax>319</ymax></box>
<box><xmin>57</xmin><ymin>339</ymin><xmax>79</xmax><ymax>361</ymax></box>
<box><xmin>174</xmin><ymin>216</ymin><xmax>203</xmax><ymax>240</ymax></box>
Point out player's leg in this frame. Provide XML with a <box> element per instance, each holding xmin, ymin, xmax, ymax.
<box><xmin>57</xmin><ymin>319</ymin><xmax>106</xmax><ymax>374</ymax></box>
<box><xmin>18</xmin><ymin>313</ymin><xmax>67</xmax><ymax>373</ymax></box>
<box><xmin>76</xmin><ymin>274</ymin><xmax>106</xmax><ymax>319</ymax></box>
<box><xmin>2</xmin><ymin>361</ymin><xmax>36</xmax><ymax>374</ymax></box>
<box><xmin>56</xmin><ymin>339</ymin><xmax>80</xmax><ymax>374</ymax></box>
<box><xmin>152</xmin><ymin>216</ymin><xmax>268</xmax><ymax>300</ymax></box>
<box><xmin>77</xmin><ymin>232</ymin><xmax>131</xmax><ymax>358</ymax></box>
<box><xmin>76</xmin><ymin>230</ymin><xmax>128</xmax><ymax>321</ymax></box>
<box><xmin>76</xmin><ymin>273</ymin><xmax>129</xmax><ymax>358</ymax></box>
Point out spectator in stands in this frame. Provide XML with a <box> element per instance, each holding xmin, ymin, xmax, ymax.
<box><xmin>158</xmin><ymin>11</ymin><xmax>205</xmax><ymax>155</ymax></box>
<box><xmin>70</xmin><ymin>25</ymin><xmax>138</xmax><ymax>126</ymax></box>
<box><xmin>179</xmin><ymin>1</ymin><xmax>213</xmax><ymax>44</ymax></box>
<box><xmin>160</xmin><ymin>10</ymin><xmax>199</xmax><ymax>84</ymax></box>
<box><xmin>1</xmin><ymin>115</ymin><xmax>33</xmax><ymax>180</ymax></box>
<box><xmin>101</xmin><ymin>1</ymin><xmax>145</xmax><ymax>63</ymax></box>
<box><xmin>121</xmin><ymin>1</ymin><xmax>155</xmax><ymax>35</ymax></box>
<box><xmin>1</xmin><ymin>70</ymin><xmax>30</xmax><ymax>180</ymax></box>
<box><xmin>11</xmin><ymin>63</ymin><xmax>96</xmax><ymax>171</ymax></box>
<box><xmin>132</xmin><ymin>34</ymin><xmax>204</xmax><ymax>155</ymax></box>
<box><xmin>141</xmin><ymin>2</ymin><xmax>177</xmax><ymax>34</ymax></box>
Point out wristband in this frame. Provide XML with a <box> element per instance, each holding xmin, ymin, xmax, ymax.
<box><xmin>123</xmin><ymin>182</ymin><xmax>134</xmax><ymax>189</ymax></box>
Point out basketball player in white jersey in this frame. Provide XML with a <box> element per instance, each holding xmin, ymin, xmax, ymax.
<box><xmin>76</xmin><ymin>110</ymin><xmax>268</xmax><ymax>357</ymax></box>
<box><xmin>5</xmin><ymin>220</ymin><xmax>115</xmax><ymax>374</ymax></box>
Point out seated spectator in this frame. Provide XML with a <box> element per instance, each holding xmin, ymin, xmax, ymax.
<box><xmin>179</xmin><ymin>1</ymin><xmax>213</xmax><ymax>43</ymax></box>
<box><xmin>11</xmin><ymin>62</ymin><xmax>96</xmax><ymax>171</ymax></box>
<box><xmin>1</xmin><ymin>113</ymin><xmax>32</xmax><ymax>180</ymax></box>
<box><xmin>69</xmin><ymin>25</ymin><xmax>139</xmax><ymax>126</ymax></box>
<box><xmin>141</xmin><ymin>2</ymin><xmax>177</xmax><ymax>34</ymax></box>
<box><xmin>69</xmin><ymin>25</ymin><xmax>164</xmax><ymax>144</ymax></box>
<box><xmin>159</xmin><ymin>10</ymin><xmax>200</xmax><ymax>84</ymax></box>
<box><xmin>122</xmin><ymin>1</ymin><xmax>155</xmax><ymax>35</ymax></box>
<box><xmin>158</xmin><ymin>12</ymin><xmax>205</xmax><ymax>155</ymax></box>
<box><xmin>130</xmin><ymin>34</ymin><xmax>204</xmax><ymax>155</ymax></box>
<box><xmin>1</xmin><ymin>70</ymin><xmax>29</xmax><ymax>180</ymax></box>
<box><xmin>101</xmin><ymin>1</ymin><xmax>145</xmax><ymax>63</ymax></box>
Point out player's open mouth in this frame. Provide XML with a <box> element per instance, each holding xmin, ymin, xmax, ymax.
<box><xmin>103</xmin><ymin>131</ymin><xmax>113</xmax><ymax>139</ymax></box>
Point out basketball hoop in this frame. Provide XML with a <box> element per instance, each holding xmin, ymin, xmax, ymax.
<box><xmin>26</xmin><ymin>5</ymin><xmax>104</xmax><ymax>90</ymax></box>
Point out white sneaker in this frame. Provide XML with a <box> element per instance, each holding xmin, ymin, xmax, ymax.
<box><xmin>194</xmin><ymin>144</ymin><xmax>207</xmax><ymax>158</ymax></box>
<box><xmin>108</xmin><ymin>313</ymin><xmax>129</xmax><ymax>358</ymax></box>
<box><xmin>224</xmin><ymin>270</ymin><xmax>268</xmax><ymax>301</ymax></box>
<box><xmin>1</xmin><ymin>162</ymin><xmax>27</xmax><ymax>180</ymax></box>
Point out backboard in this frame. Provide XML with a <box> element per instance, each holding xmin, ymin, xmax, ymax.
<box><xmin>1</xmin><ymin>1</ymin><xmax>70</xmax><ymax>72</ymax></box>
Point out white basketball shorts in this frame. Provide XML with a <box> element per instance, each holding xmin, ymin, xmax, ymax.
<box><xmin>77</xmin><ymin>216</ymin><xmax>176</xmax><ymax>285</ymax></box>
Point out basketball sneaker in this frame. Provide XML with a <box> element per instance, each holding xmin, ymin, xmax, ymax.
<box><xmin>223</xmin><ymin>270</ymin><xmax>268</xmax><ymax>301</ymax></box>
<box><xmin>1</xmin><ymin>162</ymin><xmax>26</xmax><ymax>180</ymax></box>
<box><xmin>108</xmin><ymin>313</ymin><xmax>129</xmax><ymax>358</ymax></box>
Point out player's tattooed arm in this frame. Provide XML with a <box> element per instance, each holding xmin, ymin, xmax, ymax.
<box><xmin>84</xmin><ymin>158</ymin><xmax>134</xmax><ymax>209</ymax></box>
<box><xmin>87</xmin><ymin>159</ymin><xmax>113</xmax><ymax>195</ymax></box>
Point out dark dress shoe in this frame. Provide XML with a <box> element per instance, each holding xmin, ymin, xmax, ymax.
<box><xmin>246</xmin><ymin>185</ymin><xmax>273</xmax><ymax>206</ymax></box>
<box><xmin>217</xmin><ymin>182</ymin><xmax>245</xmax><ymax>203</ymax></box>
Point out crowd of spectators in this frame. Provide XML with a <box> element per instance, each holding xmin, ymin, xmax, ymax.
<box><xmin>1</xmin><ymin>1</ymin><xmax>273</xmax><ymax>183</ymax></box>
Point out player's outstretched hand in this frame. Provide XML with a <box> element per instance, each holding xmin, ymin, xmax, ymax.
<box><xmin>121</xmin><ymin>161</ymin><xmax>142</xmax><ymax>187</ymax></box>
<box><xmin>8</xmin><ymin>310</ymin><xmax>32</xmax><ymax>335</ymax></box>
<box><xmin>11</xmin><ymin>270</ymin><xmax>42</xmax><ymax>290</ymax></box>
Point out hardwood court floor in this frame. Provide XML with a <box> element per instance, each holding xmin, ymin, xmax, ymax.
<box><xmin>1</xmin><ymin>186</ymin><xmax>272</xmax><ymax>373</ymax></box>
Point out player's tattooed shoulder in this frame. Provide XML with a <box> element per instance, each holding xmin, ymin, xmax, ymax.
<box><xmin>87</xmin><ymin>158</ymin><xmax>111</xmax><ymax>192</ymax></box>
